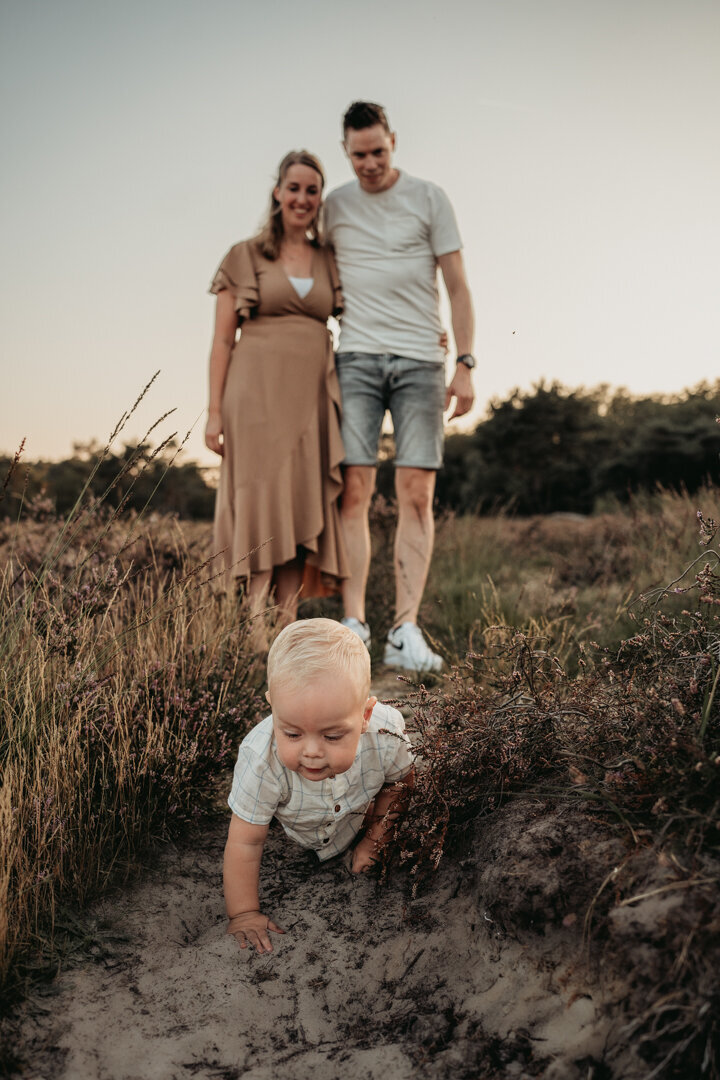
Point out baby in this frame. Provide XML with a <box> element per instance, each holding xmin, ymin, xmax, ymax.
<box><xmin>223</xmin><ymin>617</ymin><xmax>415</xmax><ymax>954</ymax></box>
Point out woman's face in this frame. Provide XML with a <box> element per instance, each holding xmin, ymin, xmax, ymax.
<box><xmin>274</xmin><ymin>164</ymin><xmax>323</xmax><ymax>233</ymax></box>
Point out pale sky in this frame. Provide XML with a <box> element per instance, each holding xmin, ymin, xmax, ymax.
<box><xmin>1</xmin><ymin>0</ymin><xmax>718</xmax><ymax>468</ymax></box>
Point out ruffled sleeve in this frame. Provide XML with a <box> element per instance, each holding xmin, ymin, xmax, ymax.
<box><xmin>209</xmin><ymin>240</ymin><xmax>260</xmax><ymax>324</ymax></box>
<box><xmin>324</xmin><ymin>247</ymin><xmax>344</xmax><ymax>318</ymax></box>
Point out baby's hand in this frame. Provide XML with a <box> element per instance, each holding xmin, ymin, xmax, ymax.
<box><xmin>350</xmin><ymin>836</ymin><xmax>380</xmax><ymax>874</ymax></box>
<box><xmin>227</xmin><ymin>910</ymin><xmax>285</xmax><ymax>954</ymax></box>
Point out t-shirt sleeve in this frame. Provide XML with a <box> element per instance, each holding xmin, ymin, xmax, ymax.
<box><xmin>376</xmin><ymin>705</ymin><xmax>415</xmax><ymax>782</ymax></box>
<box><xmin>227</xmin><ymin>742</ymin><xmax>282</xmax><ymax>824</ymax></box>
<box><xmin>428</xmin><ymin>183</ymin><xmax>462</xmax><ymax>257</ymax></box>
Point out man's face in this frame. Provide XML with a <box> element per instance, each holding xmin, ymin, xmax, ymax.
<box><xmin>343</xmin><ymin>124</ymin><xmax>397</xmax><ymax>193</ymax></box>
<box><xmin>269</xmin><ymin>674</ymin><xmax>376</xmax><ymax>783</ymax></box>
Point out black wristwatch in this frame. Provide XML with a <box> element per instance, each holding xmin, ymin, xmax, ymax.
<box><xmin>457</xmin><ymin>353</ymin><xmax>476</xmax><ymax>370</ymax></box>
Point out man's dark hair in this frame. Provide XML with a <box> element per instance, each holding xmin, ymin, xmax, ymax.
<box><xmin>342</xmin><ymin>101</ymin><xmax>391</xmax><ymax>137</ymax></box>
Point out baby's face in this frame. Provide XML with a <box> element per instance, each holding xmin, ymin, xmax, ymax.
<box><xmin>268</xmin><ymin>674</ymin><xmax>375</xmax><ymax>782</ymax></box>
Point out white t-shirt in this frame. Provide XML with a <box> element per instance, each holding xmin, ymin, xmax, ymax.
<box><xmin>324</xmin><ymin>171</ymin><xmax>462</xmax><ymax>363</ymax></box>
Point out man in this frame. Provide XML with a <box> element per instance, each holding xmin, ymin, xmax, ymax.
<box><xmin>324</xmin><ymin>101</ymin><xmax>475</xmax><ymax>673</ymax></box>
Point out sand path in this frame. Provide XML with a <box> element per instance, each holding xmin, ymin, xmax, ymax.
<box><xmin>14</xmin><ymin>817</ymin><xmax>640</xmax><ymax>1080</ymax></box>
<box><xmin>10</xmin><ymin>675</ymin><xmax>644</xmax><ymax>1079</ymax></box>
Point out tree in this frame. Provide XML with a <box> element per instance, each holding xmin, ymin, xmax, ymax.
<box><xmin>467</xmin><ymin>382</ymin><xmax>610</xmax><ymax>514</ymax></box>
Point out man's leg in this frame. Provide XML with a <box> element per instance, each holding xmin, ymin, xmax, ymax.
<box><xmin>382</xmin><ymin>357</ymin><xmax>444</xmax><ymax>672</ymax></box>
<box><xmin>340</xmin><ymin>464</ymin><xmax>377</xmax><ymax>623</ymax></box>
<box><xmin>393</xmin><ymin>467</ymin><xmax>436</xmax><ymax>626</ymax></box>
<box><xmin>335</xmin><ymin>353</ymin><xmax>386</xmax><ymax>635</ymax></box>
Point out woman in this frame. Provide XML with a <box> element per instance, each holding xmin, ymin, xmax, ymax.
<box><xmin>205</xmin><ymin>151</ymin><xmax>347</xmax><ymax>625</ymax></box>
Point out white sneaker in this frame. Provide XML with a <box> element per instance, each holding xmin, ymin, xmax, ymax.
<box><xmin>384</xmin><ymin>622</ymin><xmax>443</xmax><ymax>673</ymax></box>
<box><xmin>341</xmin><ymin>617</ymin><xmax>371</xmax><ymax>650</ymax></box>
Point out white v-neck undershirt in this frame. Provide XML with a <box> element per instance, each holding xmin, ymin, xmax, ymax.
<box><xmin>288</xmin><ymin>276</ymin><xmax>314</xmax><ymax>299</ymax></box>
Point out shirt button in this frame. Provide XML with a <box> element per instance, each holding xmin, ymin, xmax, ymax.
<box><xmin>334</xmin><ymin>804</ymin><xmax>341</xmax><ymax>813</ymax></box>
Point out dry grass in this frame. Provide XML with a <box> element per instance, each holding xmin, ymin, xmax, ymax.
<box><xmin>419</xmin><ymin>488</ymin><xmax>712</xmax><ymax>671</ymax></box>
<box><xmin>0</xmin><ymin>503</ymin><xmax>261</xmax><ymax>1008</ymax></box>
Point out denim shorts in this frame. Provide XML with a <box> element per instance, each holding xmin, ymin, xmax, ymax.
<box><xmin>336</xmin><ymin>353</ymin><xmax>446</xmax><ymax>469</ymax></box>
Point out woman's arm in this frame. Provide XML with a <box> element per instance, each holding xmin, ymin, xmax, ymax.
<box><xmin>204</xmin><ymin>289</ymin><xmax>238</xmax><ymax>456</ymax></box>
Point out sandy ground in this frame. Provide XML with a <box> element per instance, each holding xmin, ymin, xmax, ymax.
<box><xmin>10</xmin><ymin>811</ymin><xmax>644</xmax><ymax>1080</ymax></box>
<box><xmin>7</xmin><ymin>675</ymin><xmax>653</xmax><ymax>1079</ymax></box>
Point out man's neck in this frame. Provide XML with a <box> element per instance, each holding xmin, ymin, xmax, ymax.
<box><xmin>360</xmin><ymin>168</ymin><xmax>401</xmax><ymax>195</ymax></box>
<box><xmin>382</xmin><ymin>168</ymin><xmax>401</xmax><ymax>192</ymax></box>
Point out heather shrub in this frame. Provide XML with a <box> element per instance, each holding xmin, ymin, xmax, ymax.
<box><xmin>384</xmin><ymin>506</ymin><xmax>720</xmax><ymax>1078</ymax></box>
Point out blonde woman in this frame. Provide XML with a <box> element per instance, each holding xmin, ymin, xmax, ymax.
<box><xmin>205</xmin><ymin>152</ymin><xmax>347</xmax><ymax>623</ymax></box>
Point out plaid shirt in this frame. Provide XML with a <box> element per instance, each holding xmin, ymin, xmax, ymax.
<box><xmin>227</xmin><ymin>702</ymin><xmax>414</xmax><ymax>860</ymax></box>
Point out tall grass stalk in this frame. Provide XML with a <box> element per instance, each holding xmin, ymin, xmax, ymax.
<box><xmin>0</xmin><ymin>435</ymin><xmax>260</xmax><ymax>1009</ymax></box>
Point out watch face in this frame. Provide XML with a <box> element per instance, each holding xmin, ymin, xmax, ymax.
<box><xmin>458</xmin><ymin>354</ymin><xmax>475</xmax><ymax>369</ymax></box>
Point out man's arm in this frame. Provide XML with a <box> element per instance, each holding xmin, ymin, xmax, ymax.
<box><xmin>436</xmin><ymin>250</ymin><xmax>475</xmax><ymax>420</ymax></box>
<box><xmin>223</xmin><ymin>814</ymin><xmax>284</xmax><ymax>953</ymax></box>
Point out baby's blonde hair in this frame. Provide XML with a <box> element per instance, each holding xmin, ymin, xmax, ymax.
<box><xmin>267</xmin><ymin>618</ymin><xmax>371</xmax><ymax>702</ymax></box>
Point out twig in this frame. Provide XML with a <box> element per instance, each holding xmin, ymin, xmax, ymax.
<box><xmin>617</xmin><ymin>877</ymin><xmax>717</xmax><ymax>908</ymax></box>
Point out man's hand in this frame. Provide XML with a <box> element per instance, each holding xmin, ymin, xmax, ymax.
<box><xmin>227</xmin><ymin>910</ymin><xmax>285</xmax><ymax>954</ymax></box>
<box><xmin>445</xmin><ymin>363</ymin><xmax>474</xmax><ymax>420</ymax></box>
<box><xmin>350</xmin><ymin>835</ymin><xmax>380</xmax><ymax>874</ymax></box>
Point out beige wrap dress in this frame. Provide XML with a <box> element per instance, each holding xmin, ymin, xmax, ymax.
<box><xmin>209</xmin><ymin>238</ymin><xmax>348</xmax><ymax>594</ymax></box>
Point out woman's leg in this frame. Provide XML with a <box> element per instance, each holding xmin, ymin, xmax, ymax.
<box><xmin>273</xmin><ymin>556</ymin><xmax>305</xmax><ymax>626</ymax></box>
<box><xmin>245</xmin><ymin>570</ymin><xmax>273</xmax><ymax>652</ymax></box>
<box><xmin>247</xmin><ymin>570</ymin><xmax>272</xmax><ymax>613</ymax></box>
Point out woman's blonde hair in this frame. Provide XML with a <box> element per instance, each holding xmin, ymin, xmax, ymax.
<box><xmin>267</xmin><ymin>618</ymin><xmax>371</xmax><ymax>702</ymax></box>
<box><xmin>257</xmin><ymin>150</ymin><xmax>325</xmax><ymax>260</ymax></box>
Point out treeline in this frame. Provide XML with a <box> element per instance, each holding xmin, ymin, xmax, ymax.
<box><xmin>3</xmin><ymin>382</ymin><xmax>719</xmax><ymax>520</ymax></box>
<box><xmin>384</xmin><ymin>380</ymin><xmax>720</xmax><ymax>515</ymax></box>
<box><xmin>0</xmin><ymin>440</ymin><xmax>216</xmax><ymax>520</ymax></box>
